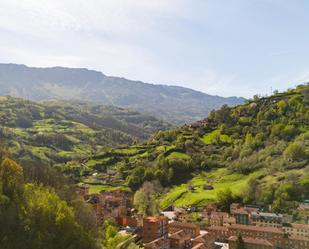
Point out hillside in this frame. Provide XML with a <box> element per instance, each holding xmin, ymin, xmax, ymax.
<box><xmin>71</xmin><ymin>84</ymin><xmax>309</xmax><ymax>213</ymax></box>
<box><xmin>0</xmin><ymin>63</ymin><xmax>245</xmax><ymax>124</ymax></box>
<box><xmin>0</xmin><ymin>96</ymin><xmax>169</xmax><ymax>166</ymax></box>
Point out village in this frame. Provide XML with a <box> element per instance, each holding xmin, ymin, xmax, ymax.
<box><xmin>78</xmin><ymin>186</ymin><xmax>309</xmax><ymax>249</ymax></box>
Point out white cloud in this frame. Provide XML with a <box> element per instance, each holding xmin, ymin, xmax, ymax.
<box><xmin>0</xmin><ymin>0</ymin><xmax>306</xmax><ymax>98</ymax></box>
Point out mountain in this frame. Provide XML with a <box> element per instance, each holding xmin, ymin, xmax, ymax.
<box><xmin>0</xmin><ymin>63</ymin><xmax>245</xmax><ymax>125</ymax></box>
<box><xmin>0</xmin><ymin>96</ymin><xmax>169</xmax><ymax>166</ymax></box>
<box><xmin>71</xmin><ymin>84</ymin><xmax>309</xmax><ymax>212</ymax></box>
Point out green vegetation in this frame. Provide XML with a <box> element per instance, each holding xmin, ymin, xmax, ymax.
<box><xmin>133</xmin><ymin>181</ymin><xmax>161</xmax><ymax>215</ymax></box>
<box><xmin>160</xmin><ymin>168</ymin><xmax>256</xmax><ymax>209</ymax></box>
<box><xmin>87</xmin><ymin>184</ymin><xmax>130</xmax><ymax>194</ymax></box>
<box><xmin>78</xmin><ymin>84</ymin><xmax>309</xmax><ymax>211</ymax></box>
<box><xmin>0</xmin><ymin>149</ymin><xmax>100</xmax><ymax>249</ymax></box>
<box><xmin>201</xmin><ymin>129</ymin><xmax>232</xmax><ymax>144</ymax></box>
<box><xmin>0</xmin><ymin>146</ymin><xmax>140</xmax><ymax>249</ymax></box>
<box><xmin>102</xmin><ymin>220</ymin><xmax>139</xmax><ymax>249</ymax></box>
<box><xmin>0</xmin><ymin>97</ymin><xmax>169</xmax><ymax>167</ymax></box>
<box><xmin>0</xmin><ymin>63</ymin><xmax>245</xmax><ymax>125</ymax></box>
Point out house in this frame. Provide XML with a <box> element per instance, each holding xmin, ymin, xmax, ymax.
<box><xmin>287</xmin><ymin>235</ymin><xmax>309</xmax><ymax>249</ymax></box>
<box><xmin>283</xmin><ymin>223</ymin><xmax>309</xmax><ymax>238</ymax></box>
<box><xmin>203</xmin><ymin>185</ymin><xmax>214</xmax><ymax>190</ymax></box>
<box><xmin>168</xmin><ymin>221</ymin><xmax>200</xmax><ymax>238</ymax></box>
<box><xmin>228</xmin><ymin>236</ymin><xmax>274</xmax><ymax>249</ymax></box>
<box><xmin>208</xmin><ymin>211</ymin><xmax>230</xmax><ymax>227</ymax></box>
<box><xmin>143</xmin><ymin>216</ymin><xmax>169</xmax><ymax>243</ymax></box>
<box><xmin>298</xmin><ymin>202</ymin><xmax>309</xmax><ymax>222</ymax></box>
<box><xmin>208</xmin><ymin>223</ymin><xmax>309</xmax><ymax>249</ymax></box>
<box><xmin>228</xmin><ymin>224</ymin><xmax>285</xmax><ymax>248</ymax></box>
<box><xmin>169</xmin><ymin>230</ymin><xmax>191</xmax><ymax>249</ymax></box>
<box><xmin>191</xmin><ymin>243</ymin><xmax>209</xmax><ymax>249</ymax></box>
<box><xmin>230</xmin><ymin>203</ymin><xmax>242</xmax><ymax>215</ymax></box>
<box><xmin>251</xmin><ymin>212</ymin><xmax>283</xmax><ymax>228</ymax></box>
<box><xmin>234</xmin><ymin>209</ymin><xmax>250</xmax><ymax>225</ymax></box>
<box><xmin>144</xmin><ymin>237</ymin><xmax>170</xmax><ymax>249</ymax></box>
<box><xmin>192</xmin><ymin>233</ymin><xmax>216</xmax><ymax>249</ymax></box>
<box><xmin>207</xmin><ymin>226</ymin><xmax>229</xmax><ymax>241</ymax></box>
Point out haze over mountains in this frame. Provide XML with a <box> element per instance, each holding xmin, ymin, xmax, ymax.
<box><xmin>0</xmin><ymin>63</ymin><xmax>245</xmax><ymax>124</ymax></box>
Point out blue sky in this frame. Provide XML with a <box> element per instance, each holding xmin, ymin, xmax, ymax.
<box><xmin>0</xmin><ymin>0</ymin><xmax>308</xmax><ymax>97</ymax></box>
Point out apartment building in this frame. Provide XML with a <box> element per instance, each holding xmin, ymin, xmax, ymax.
<box><xmin>169</xmin><ymin>230</ymin><xmax>191</xmax><ymax>249</ymax></box>
<box><xmin>168</xmin><ymin>221</ymin><xmax>200</xmax><ymax>238</ymax></box>
<box><xmin>143</xmin><ymin>216</ymin><xmax>169</xmax><ymax>243</ymax></box>
<box><xmin>228</xmin><ymin>236</ymin><xmax>274</xmax><ymax>249</ymax></box>
<box><xmin>283</xmin><ymin>223</ymin><xmax>309</xmax><ymax>238</ymax></box>
<box><xmin>251</xmin><ymin>212</ymin><xmax>283</xmax><ymax>228</ymax></box>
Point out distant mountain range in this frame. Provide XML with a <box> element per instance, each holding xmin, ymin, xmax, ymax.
<box><xmin>0</xmin><ymin>63</ymin><xmax>245</xmax><ymax>124</ymax></box>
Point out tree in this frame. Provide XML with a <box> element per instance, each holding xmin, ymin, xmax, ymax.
<box><xmin>133</xmin><ymin>181</ymin><xmax>161</xmax><ymax>216</ymax></box>
<box><xmin>102</xmin><ymin>220</ymin><xmax>139</xmax><ymax>249</ymax></box>
<box><xmin>20</xmin><ymin>184</ymin><xmax>97</xmax><ymax>249</ymax></box>
<box><xmin>216</xmin><ymin>188</ymin><xmax>234</xmax><ymax>212</ymax></box>
<box><xmin>284</xmin><ymin>141</ymin><xmax>306</xmax><ymax>161</ymax></box>
<box><xmin>0</xmin><ymin>158</ymin><xmax>24</xmax><ymax>198</ymax></box>
<box><xmin>235</xmin><ymin>234</ymin><xmax>246</xmax><ymax>249</ymax></box>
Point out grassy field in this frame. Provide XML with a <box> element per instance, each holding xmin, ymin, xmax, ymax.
<box><xmin>201</xmin><ymin>129</ymin><xmax>232</xmax><ymax>144</ymax></box>
<box><xmin>83</xmin><ymin>184</ymin><xmax>130</xmax><ymax>194</ymax></box>
<box><xmin>160</xmin><ymin>168</ymin><xmax>260</xmax><ymax>209</ymax></box>
<box><xmin>167</xmin><ymin>152</ymin><xmax>191</xmax><ymax>160</ymax></box>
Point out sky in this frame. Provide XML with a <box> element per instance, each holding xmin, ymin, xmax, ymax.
<box><xmin>0</xmin><ymin>0</ymin><xmax>309</xmax><ymax>98</ymax></box>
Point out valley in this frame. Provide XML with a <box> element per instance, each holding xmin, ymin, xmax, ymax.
<box><xmin>0</xmin><ymin>96</ymin><xmax>169</xmax><ymax>167</ymax></box>
<box><xmin>67</xmin><ymin>84</ymin><xmax>309</xmax><ymax>214</ymax></box>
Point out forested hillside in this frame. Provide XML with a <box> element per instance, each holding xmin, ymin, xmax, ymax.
<box><xmin>72</xmin><ymin>84</ymin><xmax>309</xmax><ymax>212</ymax></box>
<box><xmin>0</xmin><ymin>63</ymin><xmax>245</xmax><ymax>124</ymax></box>
<box><xmin>0</xmin><ymin>96</ymin><xmax>169</xmax><ymax>167</ymax></box>
<box><xmin>0</xmin><ymin>147</ymin><xmax>139</xmax><ymax>249</ymax></box>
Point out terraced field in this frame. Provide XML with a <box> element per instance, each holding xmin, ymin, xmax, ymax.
<box><xmin>160</xmin><ymin>168</ymin><xmax>261</xmax><ymax>209</ymax></box>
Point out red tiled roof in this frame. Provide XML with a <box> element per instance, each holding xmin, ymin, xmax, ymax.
<box><xmin>169</xmin><ymin>221</ymin><xmax>199</xmax><ymax>229</ymax></box>
<box><xmin>229</xmin><ymin>224</ymin><xmax>284</xmax><ymax>234</ymax></box>
<box><xmin>145</xmin><ymin>216</ymin><xmax>167</xmax><ymax>223</ymax></box>
<box><xmin>207</xmin><ymin>226</ymin><xmax>228</xmax><ymax>232</ymax></box>
<box><xmin>192</xmin><ymin>243</ymin><xmax>208</xmax><ymax>249</ymax></box>
<box><xmin>288</xmin><ymin>235</ymin><xmax>309</xmax><ymax>242</ymax></box>
<box><xmin>228</xmin><ymin>236</ymin><xmax>273</xmax><ymax>246</ymax></box>
<box><xmin>169</xmin><ymin>230</ymin><xmax>190</xmax><ymax>240</ymax></box>
<box><xmin>289</xmin><ymin>223</ymin><xmax>309</xmax><ymax>230</ymax></box>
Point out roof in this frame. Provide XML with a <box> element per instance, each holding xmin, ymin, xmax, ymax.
<box><xmin>207</xmin><ymin>226</ymin><xmax>229</xmax><ymax>232</ymax></box>
<box><xmin>230</xmin><ymin>203</ymin><xmax>242</xmax><ymax>207</ymax></box>
<box><xmin>193</xmin><ymin>233</ymin><xmax>214</xmax><ymax>243</ymax></box>
<box><xmin>251</xmin><ymin>211</ymin><xmax>283</xmax><ymax>219</ymax></box>
<box><xmin>228</xmin><ymin>236</ymin><xmax>273</xmax><ymax>246</ymax></box>
<box><xmin>210</xmin><ymin>211</ymin><xmax>229</xmax><ymax>218</ymax></box>
<box><xmin>169</xmin><ymin>230</ymin><xmax>190</xmax><ymax>240</ymax></box>
<box><xmin>285</xmin><ymin>223</ymin><xmax>309</xmax><ymax>230</ymax></box>
<box><xmin>169</xmin><ymin>221</ymin><xmax>199</xmax><ymax>229</ymax></box>
<box><xmin>229</xmin><ymin>224</ymin><xmax>284</xmax><ymax>234</ymax></box>
<box><xmin>191</xmin><ymin>243</ymin><xmax>208</xmax><ymax>249</ymax></box>
<box><xmin>234</xmin><ymin>208</ymin><xmax>249</xmax><ymax>215</ymax></box>
<box><xmin>145</xmin><ymin>237</ymin><xmax>168</xmax><ymax>249</ymax></box>
<box><xmin>298</xmin><ymin>203</ymin><xmax>309</xmax><ymax>210</ymax></box>
<box><xmin>161</xmin><ymin>211</ymin><xmax>177</xmax><ymax>220</ymax></box>
<box><xmin>288</xmin><ymin>235</ymin><xmax>309</xmax><ymax>242</ymax></box>
<box><xmin>144</xmin><ymin>216</ymin><xmax>167</xmax><ymax>223</ymax></box>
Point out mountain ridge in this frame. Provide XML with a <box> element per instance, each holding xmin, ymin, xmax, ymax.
<box><xmin>0</xmin><ymin>63</ymin><xmax>245</xmax><ymax>124</ymax></box>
